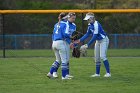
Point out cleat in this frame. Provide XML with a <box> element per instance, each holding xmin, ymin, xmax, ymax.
<box><xmin>53</xmin><ymin>72</ymin><xmax>58</xmax><ymax>78</ymax></box>
<box><xmin>90</xmin><ymin>74</ymin><xmax>100</xmax><ymax>77</ymax></box>
<box><xmin>66</xmin><ymin>74</ymin><xmax>74</xmax><ymax>78</ymax></box>
<box><xmin>62</xmin><ymin>77</ymin><xmax>72</xmax><ymax>80</ymax></box>
<box><xmin>47</xmin><ymin>72</ymin><xmax>53</xmax><ymax>79</ymax></box>
<box><xmin>104</xmin><ymin>73</ymin><xmax>111</xmax><ymax>77</ymax></box>
<box><xmin>62</xmin><ymin>75</ymin><xmax>72</xmax><ymax>80</ymax></box>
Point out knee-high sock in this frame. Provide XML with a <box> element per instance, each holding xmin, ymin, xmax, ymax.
<box><xmin>61</xmin><ymin>63</ymin><xmax>68</xmax><ymax>77</ymax></box>
<box><xmin>96</xmin><ymin>62</ymin><xmax>101</xmax><ymax>74</ymax></box>
<box><xmin>62</xmin><ymin>68</ymin><xmax>67</xmax><ymax>77</ymax></box>
<box><xmin>50</xmin><ymin>61</ymin><xmax>60</xmax><ymax>74</ymax></box>
<box><xmin>66</xmin><ymin>63</ymin><xmax>69</xmax><ymax>75</ymax></box>
<box><xmin>53</xmin><ymin>61</ymin><xmax>60</xmax><ymax>72</ymax></box>
<box><xmin>103</xmin><ymin>60</ymin><xmax>110</xmax><ymax>73</ymax></box>
<box><xmin>50</xmin><ymin>67</ymin><xmax>55</xmax><ymax>74</ymax></box>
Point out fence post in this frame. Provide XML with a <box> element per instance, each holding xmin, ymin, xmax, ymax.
<box><xmin>2</xmin><ymin>14</ymin><xmax>6</xmax><ymax>58</ymax></box>
<box><xmin>81</xmin><ymin>13</ymin><xmax>84</xmax><ymax>34</ymax></box>
<box><xmin>81</xmin><ymin>13</ymin><xmax>84</xmax><ymax>45</ymax></box>
<box><xmin>14</xmin><ymin>35</ymin><xmax>17</xmax><ymax>49</ymax></box>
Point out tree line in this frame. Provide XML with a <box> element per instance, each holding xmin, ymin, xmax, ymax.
<box><xmin>0</xmin><ymin>0</ymin><xmax>140</xmax><ymax>34</ymax></box>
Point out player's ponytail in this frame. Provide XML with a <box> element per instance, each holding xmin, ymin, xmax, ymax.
<box><xmin>58</xmin><ymin>12</ymin><xmax>67</xmax><ymax>26</ymax></box>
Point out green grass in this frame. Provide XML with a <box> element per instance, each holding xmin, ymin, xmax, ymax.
<box><xmin>0</xmin><ymin>49</ymin><xmax>140</xmax><ymax>57</ymax></box>
<box><xmin>0</xmin><ymin>49</ymin><xmax>140</xmax><ymax>93</ymax></box>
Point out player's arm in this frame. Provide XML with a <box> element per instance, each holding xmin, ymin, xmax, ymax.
<box><xmin>87</xmin><ymin>23</ymin><xmax>99</xmax><ymax>47</ymax></box>
<box><xmin>72</xmin><ymin>27</ymin><xmax>91</xmax><ymax>44</ymax></box>
<box><xmin>87</xmin><ymin>34</ymin><xmax>97</xmax><ymax>46</ymax></box>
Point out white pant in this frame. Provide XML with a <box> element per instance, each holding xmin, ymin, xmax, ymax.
<box><xmin>94</xmin><ymin>36</ymin><xmax>109</xmax><ymax>62</ymax></box>
<box><xmin>52</xmin><ymin>40</ymin><xmax>70</xmax><ymax>68</ymax></box>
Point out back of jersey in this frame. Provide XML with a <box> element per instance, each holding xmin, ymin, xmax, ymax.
<box><xmin>52</xmin><ymin>21</ymin><xmax>68</xmax><ymax>41</ymax></box>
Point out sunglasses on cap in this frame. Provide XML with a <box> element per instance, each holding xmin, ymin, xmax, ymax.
<box><xmin>68</xmin><ymin>12</ymin><xmax>76</xmax><ymax>17</ymax></box>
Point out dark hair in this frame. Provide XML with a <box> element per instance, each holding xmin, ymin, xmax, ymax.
<box><xmin>59</xmin><ymin>12</ymin><xmax>67</xmax><ymax>19</ymax></box>
<box><xmin>57</xmin><ymin>12</ymin><xmax>67</xmax><ymax>27</ymax></box>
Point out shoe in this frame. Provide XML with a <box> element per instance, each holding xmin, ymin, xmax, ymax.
<box><xmin>66</xmin><ymin>74</ymin><xmax>74</xmax><ymax>78</ymax></box>
<box><xmin>90</xmin><ymin>74</ymin><xmax>100</xmax><ymax>77</ymax></box>
<box><xmin>62</xmin><ymin>77</ymin><xmax>72</xmax><ymax>80</ymax></box>
<box><xmin>104</xmin><ymin>73</ymin><xmax>111</xmax><ymax>77</ymax></box>
<box><xmin>47</xmin><ymin>72</ymin><xmax>53</xmax><ymax>79</ymax></box>
<box><xmin>62</xmin><ymin>75</ymin><xmax>72</xmax><ymax>80</ymax></box>
<box><xmin>53</xmin><ymin>72</ymin><xmax>58</xmax><ymax>78</ymax></box>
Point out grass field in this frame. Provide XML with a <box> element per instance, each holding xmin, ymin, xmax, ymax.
<box><xmin>0</xmin><ymin>49</ymin><xmax>140</xmax><ymax>93</ymax></box>
<box><xmin>0</xmin><ymin>49</ymin><xmax>140</xmax><ymax>57</ymax></box>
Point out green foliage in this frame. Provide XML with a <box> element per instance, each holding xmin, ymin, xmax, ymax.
<box><xmin>15</xmin><ymin>1</ymin><xmax>53</xmax><ymax>9</ymax></box>
<box><xmin>0</xmin><ymin>0</ymin><xmax>4</xmax><ymax>9</ymax></box>
<box><xmin>1</xmin><ymin>0</ymin><xmax>140</xmax><ymax>34</ymax></box>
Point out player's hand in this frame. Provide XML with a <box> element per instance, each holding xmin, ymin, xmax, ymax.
<box><xmin>73</xmin><ymin>39</ymin><xmax>80</xmax><ymax>44</ymax></box>
<box><xmin>80</xmin><ymin>44</ymin><xmax>88</xmax><ymax>50</ymax></box>
<box><xmin>70</xmin><ymin>43</ymin><xmax>74</xmax><ymax>49</ymax></box>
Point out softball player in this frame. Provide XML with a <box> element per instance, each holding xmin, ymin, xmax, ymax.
<box><xmin>53</xmin><ymin>12</ymin><xmax>76</xmax><ymax>78</ymax></box>
<box><xmin>75</xmin><ymin>13</ymin><xmax>111</xmax><ymax>77</ymax></box>
<box><xmin>47</xmin><ymin>12</ymin><xmax>76</xmax><ymax>80</ymax></box>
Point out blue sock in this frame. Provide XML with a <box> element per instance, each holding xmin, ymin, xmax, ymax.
<box><xmin>54</xmin><ymin>68</ymin><xmax>58</xmax><ymax>72</ymax></box>
<box><xmin>53</xmin><ymin>61</ymin><xmax>60</xmax><ymax>72</ymax></box>
<box><xmin>50</xmin><ymin>61</ymin><xmax>60</xmax><ymax>74</ymax></box>
<box><xmin>96</xmin><ymin>62</ymin><xmax>101</xmax><ymax>74</ymax></box>
<box><xmin>62</xmin><ymin>69</ymin><xmax>67</xmax><ymax>77</ymax></box>
<box><xmin>67</xmin><ymin>63</ymin><xmax>69</xmax><ymax>75</ymax></box>
<box><xmin>61</xmin><ymin>63</ymin><xmax>68</xmax><ymax>77</ymax></box>
<box><xmin>103</xmin><ymin>60</ymin><xmax>110</xmax><ymax>73</ymax></box>
<box><xmin>50</xmin><ymin>67</ymin><xmax>55</xmax><ymax>74</ymax></box>
<box><xmin>66</xmin><ymin>69</ymin><xmax>69</xmax><ymax>75</ymax></box>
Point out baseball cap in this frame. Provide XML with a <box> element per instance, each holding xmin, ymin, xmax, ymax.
<box><xmin>83</xmin><ymin>13</ymin><xmax>94</xmax><ymax>20</ymax></box>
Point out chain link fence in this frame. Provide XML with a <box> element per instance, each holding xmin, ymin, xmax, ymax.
<box><xmin>0</xmin><ymin>34</ymin><xmax>140</xmax><ymax>49</ymax></box>
<box><xmin>0</xmin><ymin>13</ymin><xmax>140</xmax><ymax>58</ymax></box>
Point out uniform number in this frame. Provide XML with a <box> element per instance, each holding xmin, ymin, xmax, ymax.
<box><xmin>55</xmin><ymin>24</ymin><xmax>60</xmax><ymax>34</ymax></box>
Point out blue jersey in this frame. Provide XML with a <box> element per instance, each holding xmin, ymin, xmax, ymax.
<box><xmin>52</xmin><ymin>20</ymin><xmax>70</xmax><ymax>42</ymax></box>
<box><xmin>68</xmin><ymin>21</ymin><xmax>76</xmax><ymax>35</ymax></box>
<box><xmin>65</xmin><ymin>21</ymin><xmax>76</xmax><ymax>44</ymax></box>
<box><xmin>52</xmin><ymin>20</ymin><xmax>76</xmax><ymax>44</ymax></box>
<box><xmin>80</xmin><ymin>21</ymin><xmax>107</xmax><ymax>46</ymax></box>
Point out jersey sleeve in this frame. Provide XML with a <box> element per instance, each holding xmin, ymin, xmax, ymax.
<box><xmin>87</xmin><ymin>34</ymin><xmax>98</xmax><ymax>46</ymax></box>
<box><xmin>63</xmin><ymin>23</ymin><xmax>71</xmax><ymax>39</ymax></box>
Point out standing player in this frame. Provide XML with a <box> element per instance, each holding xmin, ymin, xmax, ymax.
<box><xmin>75</xmin><ymin>13</ymin><xmax>111</xmax><ymax>77</ymax></box>
<box><xmin>47</xmin><ymin>12</ymin><xmax>76</xmax><ymax>80</ymax></box>
<box><xmin>52</xmin><ymin>12</ymin><xmax>77</xmax><ymax>78</ymax></box>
